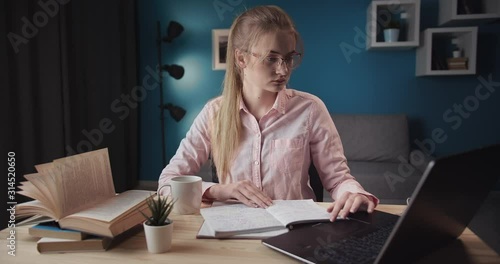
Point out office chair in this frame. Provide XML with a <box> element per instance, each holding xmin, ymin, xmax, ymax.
<box><xmin>308</xmin><ymin>164</ymin><xmax>324</xmax><ymax>202</ymax></box>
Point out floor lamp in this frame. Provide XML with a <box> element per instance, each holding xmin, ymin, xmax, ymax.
<box><xmin>157</xmin><ymin>20</ymin><xmax>186</xmax><ymax>167</ymax></box>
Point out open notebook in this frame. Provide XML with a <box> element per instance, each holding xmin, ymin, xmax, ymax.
<box><xmin>198</xmin><ymin>199</ymin><xmax>344</xmax><ymax>239</ymax></box>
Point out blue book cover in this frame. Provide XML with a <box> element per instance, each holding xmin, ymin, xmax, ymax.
<box><xmin>29</xmin><ymin>221</ymin><xmax>88</xmax><ymax>240</ymax></box>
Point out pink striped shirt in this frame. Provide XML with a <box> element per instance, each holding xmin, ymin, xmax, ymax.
<box><xmin>158</xmin><ymin>88</ymin><xmax>378</xmax><ymax>203</ymax></box>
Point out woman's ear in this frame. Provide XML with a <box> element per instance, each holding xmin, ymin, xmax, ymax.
<box><xmin>235</xmin><ymin>49</ymin><xmax>247</xmax><ymax>69</ymax></box>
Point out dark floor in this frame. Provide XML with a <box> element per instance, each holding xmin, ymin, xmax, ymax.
<box><xmin>468</xmin><ymin>191</ymin><xmax>500</xmax><ymax>255</ymax></box>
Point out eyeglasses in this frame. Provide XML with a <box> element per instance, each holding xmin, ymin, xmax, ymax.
<box><xmin>249</xmin><ymin>51</ymin><xmax>302</xmax><ymax>70</ymax></box>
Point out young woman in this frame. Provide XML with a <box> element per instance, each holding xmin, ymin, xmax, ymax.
<box><xmin>158</xmin><ymin>5</ymin><xmax>377</xmax><ymax>221</ymax></box>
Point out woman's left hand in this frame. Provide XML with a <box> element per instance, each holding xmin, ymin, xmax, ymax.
<box><xmin>326</xmin><ymin>192</ymin><xmax>375</xmax><ymax>222</ymax></box>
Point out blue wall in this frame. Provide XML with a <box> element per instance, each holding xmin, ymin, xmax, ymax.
<box><xmin>137</xmin><ymin>0</ymin><xmax>500</xmax><ymax>181</ymax></box>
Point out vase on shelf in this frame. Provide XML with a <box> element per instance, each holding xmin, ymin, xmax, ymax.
<box><xmin>384</xmin><ymin>29</ymin><xmax>400</xmax><ymax>42</ymax></box>
<box><xmin>383</xmin><ymin>20</ymin><xmax>400</xmax><ymax>42</ymax></box>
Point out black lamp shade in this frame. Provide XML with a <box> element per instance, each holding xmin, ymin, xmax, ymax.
<box><xmin>163</xmin><ymin>21</ymin><xmax>184</xmax><ymax>43</ymax></box>
<box><xmin>164</xmin><ymin>103</ymin><xmax>186</xmax><ymax>122</ymax></box>
<box><xmin>161</xmin><ymin>64</ymin><xmax>184</xmax><ymax>80</ymax></box>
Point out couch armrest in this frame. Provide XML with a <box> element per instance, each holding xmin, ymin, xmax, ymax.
<box><xmin>409</xmin><ymin>149</ymin><xmax>434</xmax><ymax>173</ymax></box>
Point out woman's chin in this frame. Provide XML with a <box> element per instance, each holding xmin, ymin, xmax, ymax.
<box><xmin>269</xmin><ymin>84</ymin><xmax>286</xmax><ymax>92</ymax></box>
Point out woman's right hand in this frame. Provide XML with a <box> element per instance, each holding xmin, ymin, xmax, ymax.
<box><xmin>205</xmin><ymin>180</ymin><xmax>273</xmax><ymax>208</ymax></box>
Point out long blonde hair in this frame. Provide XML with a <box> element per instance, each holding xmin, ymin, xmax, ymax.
<box><xmin>211</xmin><ymin>6</ymin><xmax>303</xmax><ymax>183</ymax></box>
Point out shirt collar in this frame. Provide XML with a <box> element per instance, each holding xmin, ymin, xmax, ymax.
<box><xmin>238</xmin><ymin>88</ymin><xmax>290</xmax><ymax>115</ymax></box>
<box><xmin>273</xmin><ymin>88</ymin><xmax>289</xmax><ymax>115</ymax></box>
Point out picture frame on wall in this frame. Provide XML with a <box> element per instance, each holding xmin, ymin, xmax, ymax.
<box><xmin>212</xmin><ymin>29</ymin><xmax>229</xmax><ymax>70</ymax></box>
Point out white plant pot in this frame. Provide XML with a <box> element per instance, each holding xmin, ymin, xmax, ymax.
<box><xmin>452</xmin><ymin>50</ymin><xmax>461</xmax><ymax>58</ymax></box>
<box><xmin>143</xmin><ymin>220</ymin><xmax>173</xmax><ymax>253</ymax></box>
<box><xmin>384</xmin><ymin>29</ymin><xmax>400</xmax><ymax>42</ymax></box>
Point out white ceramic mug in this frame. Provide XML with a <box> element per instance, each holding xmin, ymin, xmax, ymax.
<box><xmin>161</xmin><ymin>176</ymin><xmax>202</xmax><ymax>215</ymax></box>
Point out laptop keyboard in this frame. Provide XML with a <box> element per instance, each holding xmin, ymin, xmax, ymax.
<box><xmin>315</xmin><ymin>223</ymin><xmax>395</xmax><ymax>264</ymax></box>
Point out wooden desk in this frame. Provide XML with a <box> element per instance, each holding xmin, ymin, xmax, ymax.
<box><xmin>1</xmin><ymin>204</ymin><xmax>498</xmax><ymax>263</ymax></box>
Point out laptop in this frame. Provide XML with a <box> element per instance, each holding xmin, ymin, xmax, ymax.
<box><xmin>262</xmin><ymin>144</ymin><xmax>500</xmax><ymax>264</ymax></box>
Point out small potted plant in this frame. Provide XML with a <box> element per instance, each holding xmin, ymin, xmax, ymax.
<box><xmin>452</xmin><ymin>47</ymin><xmax>461</xmax><ymax>58</ymax></box>
<box><xmin>140</xmin><ymin>193</ymin><xmax>175</xmax><ymax>253</ymax></box>
<box><xmin>384</xmin><ymin>20</ymin><xmax>400</xmax><ymax>42</ymax></box>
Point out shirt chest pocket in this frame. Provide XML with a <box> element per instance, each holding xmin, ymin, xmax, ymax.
<box><xmin>271</xmin><ymin>138</ymin><xmax>305</xmax><ymax>175</ymax></box>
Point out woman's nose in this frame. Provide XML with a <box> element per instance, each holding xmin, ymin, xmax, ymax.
<box><xmin>275</xmin><ymin>61</ymin><xmax>289</xmax><ymax>75</ymax></box>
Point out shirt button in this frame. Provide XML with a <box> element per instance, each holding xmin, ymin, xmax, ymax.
<box><xmin>255</xmin><ymin>161</ymin><xmax>259</xmax><ymax>165</ymax></box>
<box><xmin>257</xmin><ymin>134</ymin><xmax>261</xmax><ymax>137</ymax></box>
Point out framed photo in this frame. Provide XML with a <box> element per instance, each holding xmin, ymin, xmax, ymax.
<box><xmin>212</xmin><ymin>29</ymin><xmax>229</xmax><ymax>70</ymax></box>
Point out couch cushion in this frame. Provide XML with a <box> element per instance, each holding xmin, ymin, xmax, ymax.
<box><xmin>347</xmin><ymin>161</ymin><xmax>422</xmax><ymax>204</ymax></box>
<box><xmin>331</xmin><ymin>114</ymin><xmax>410</xmax><ymax>163</ymax></box>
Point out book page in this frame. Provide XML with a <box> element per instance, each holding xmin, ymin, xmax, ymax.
<box><xmin>265</xmin><ymin>200</ymin><xmax>331</xmax><ymax>227</ymax></box>
<box><xmin>23</xmin><ymin>173</ymin><xmax>60</xmax><ymax>216</ymax></box>
<box><xmin>199</xmin><ymin>203</ymin><xmax>284</xmax><ymax>237</ymax></box>
<box><xmin>17</xmin><ymin>180</ymin><xmax>51</xmax><ymax>206</ymax></box>
<box><xmin>54</xmin><ymin>148</ymin><xmax>116</xmax><ymax>217</ymax></box>
<box><xmin>16</xmin><ymin>214</ymin><xmax>53</xmax><ymax>226</ymax></box>
<box><xmin>35</xmin><ymin>162</ymin><xmax>55</xmax><ymax>172</ymax></box>
<box><xmin>21</xmin><ymin>170</ymin><xmax>65</xmax><ymax>219</ymax></box>
<box><xmin>197</xmin><ymin>221</ymin><xmax>288</xmax><ymax>239</ymax></box>
<box><xmin>16</xmin><ymin>200</ymin><xmax>58</xmax><ymax>220</ymax></box>
<box><xmin>64</xmin><ymin>190</ymin><xmax>151</xmax><ymax>223</ymax></box>
<box><xmin>18</xmin><ymin>180</ymin><xmax>42</xmax><ymax>200</ymax></box>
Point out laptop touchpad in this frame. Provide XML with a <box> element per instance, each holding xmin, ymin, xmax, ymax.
<box><xmin>312</xmin><ymin>220</ymin><xmax>371</xmax><ymax>240</ymax></box>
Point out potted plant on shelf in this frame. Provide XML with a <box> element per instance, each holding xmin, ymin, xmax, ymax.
<box><xmin>384</xmin><ymin>20</ymin><xmax>400</xmax><ymax>42</ymax></box>
<box><xmin>452</xmin><ymin>47</ymin><xmax>462</xmax><ymax>58</ymax></box>
<box><xmin>140</xmin><ymin>193</ymin><xmax>175</xmax><ymax>253</ymax></box>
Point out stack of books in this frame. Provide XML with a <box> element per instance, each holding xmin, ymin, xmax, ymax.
<box><xmin>447</xmin><ymin>57</ymin><xmax>468</xmax><ymax>70</ymax></box>
<box><xmin>29</xmin><ymin>221</ymin><xmax>111</xmax><ymax>254</ymax></box>
<box><xmin>16</xmin><ymin>148</ymin><xmax>153</xmax><ymax>254</ymax></box>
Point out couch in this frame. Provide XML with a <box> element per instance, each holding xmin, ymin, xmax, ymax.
<box><xmin>311</xmin><ymin>114</ymin><xmax>432</xmax><ymax>204</ymax></box>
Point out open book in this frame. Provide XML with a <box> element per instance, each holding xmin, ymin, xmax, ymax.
<box><xmin>199</xmin><ymin>200</ymin><xmax>338</xmax><ymax>238</ymax></box>
<box><xmin>16</xmin><ymin>148</ymin><xmax>152</xmax><ymax>238</ymax></box>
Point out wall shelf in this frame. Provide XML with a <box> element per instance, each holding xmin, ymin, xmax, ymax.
<box><xmin>439</xmin><ymin>0</ymin><xmax>500</xmax><ymax>26</ymax></box>
<box><xmin>416</xmin><ymin>27</ymin><xmax>478</xmax><ymax>76</ymax></box>
<box><xmin>367</xmin><ymin>0</ymin><xmax>420</xmax><ymax>50</ymax></box>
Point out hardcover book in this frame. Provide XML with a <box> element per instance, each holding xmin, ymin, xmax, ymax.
<box><xmin>447</xmin><ymin>57</ymin><xmax>468</xmax><ymax>70</ymax></box>
<box><xmin>36</xmin><ymin>236</ymin><xmax>112</xmax><ymax>254</ymax></box>
<box><xmin>16</xmin><ymin>148</ymin><xmax>152</xmax><ymax>238</ymax></box>
<box><xmin>29</xmin><ymin>221</ymin><xmax>88</xmax><ymax>240</ymax></box>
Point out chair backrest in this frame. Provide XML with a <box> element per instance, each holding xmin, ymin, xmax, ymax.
<box><xmin>309</xmin><ymin>164</ymin><xmax>323</xmax><ymax>202</ymax></box>
<box><xmin>332</xmin><ymin>114</ymin><xmax>410</xmax><ymax>162</ymax></box>
<box><xmin>309</xmin><ymin>114</ymin><xmax>411</xmax><ymax>202</ymax></box>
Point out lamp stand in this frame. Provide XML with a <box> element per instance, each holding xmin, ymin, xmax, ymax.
<box><xmin>156</xmin><ymin>20</ymin><xmax>167</xmax><ymax>167</ymax></box>
<box><xmin>156</xmin><ymin>20</ymin><xmax>186</xmax><ymax>168</ymax></box>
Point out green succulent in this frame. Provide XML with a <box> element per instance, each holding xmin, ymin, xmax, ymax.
<box><xmin>140</xmin><ymin>193</ymin><xmax>175</xmax><ymax>226</ymax></box>
<box><xmin>386</xmin><ymin>20</ymin><xmax>400</xmax><ymax>29</ymax></box>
